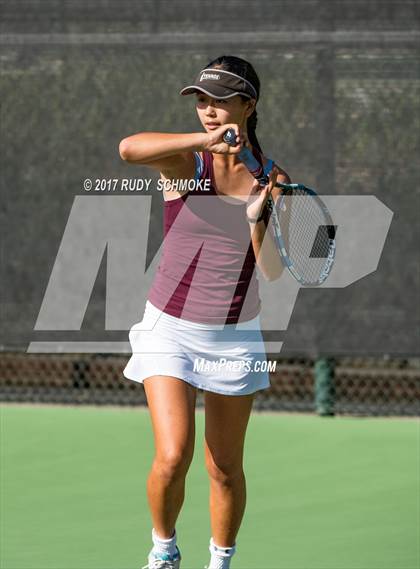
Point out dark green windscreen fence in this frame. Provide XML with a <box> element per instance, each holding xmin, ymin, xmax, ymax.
<box><xmin>1</xmin><ymin>1</ymin><xmax>419</xmax><ymax>413</ymax></box>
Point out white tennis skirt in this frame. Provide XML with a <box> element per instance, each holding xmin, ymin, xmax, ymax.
<box><xmin>123</xmin><ymin>300</ymin><xmax>271</xmax><ymax>396</ymax></box>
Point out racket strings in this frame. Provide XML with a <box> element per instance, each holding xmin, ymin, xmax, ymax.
<box><xmin>291</xmin><ymin>197</ymin><xmax>328</xmax><ymax>281</ymax></box>
<box><xmin>277</xmin><ymin>190</ymin><xmax>333</xmax><ymax>283</ymax></box>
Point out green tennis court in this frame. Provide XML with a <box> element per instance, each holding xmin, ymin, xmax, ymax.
<box><xmin>1</xmin><ymin>405</ymin><xmax>418</xmax><ymax>569</ymax></box>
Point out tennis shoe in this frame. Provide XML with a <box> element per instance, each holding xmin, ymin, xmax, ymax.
<box><xmin>141</xmin><ymin>545</ymin><xmax>181</xmax><ymax>568</ymax></box>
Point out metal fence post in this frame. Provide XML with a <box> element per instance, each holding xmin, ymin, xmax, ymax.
<box><xmin>314</xmin><ymin>357</ymin><xmax>336</xmax><ymax>416</ymax></box>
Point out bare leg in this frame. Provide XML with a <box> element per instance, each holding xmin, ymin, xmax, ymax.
<box><xmin>204</xmin><ymin>390</ymin><xmax>255</xmax><ymax>547</ymax></box>
<box><xmin>143</xmin><ymin>375</ymin><xmax>197</xmax><ymax>538</ymax></box>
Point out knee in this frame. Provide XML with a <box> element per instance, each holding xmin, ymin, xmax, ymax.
<box><xmin>205</xmin><ymin>454</ymin><xmax>244</xmax><ymax>486</ymax></box>
<box><xmin>153</xmin><ymin>449</ymin><xmax>192</xmax><ymax>482</ymax></box>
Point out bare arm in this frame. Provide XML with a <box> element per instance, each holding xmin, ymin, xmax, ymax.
<box><xmin>248</xmin><ymin>169</ymin><xmax>292</xmax><ymax>282</ymax></box>
<box><xmin>118</xmin><ymin>132</ymin><xmax>209</xmax><ymax>178</ymax></box>
<box><xmin>118</xmin><ymin>125</ymin><xmax>243</xmax><ymax>178</ymax></box>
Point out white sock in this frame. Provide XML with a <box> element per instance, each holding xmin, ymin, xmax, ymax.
<box><xmin>208</xmin><ymin>537</ymin><xmax>236</xmax><ymax>569</ymax></box>
<box><xmin>151</xmin><ymin>527</ymin><xmax>178</xmax><ymax>558</ymax></box>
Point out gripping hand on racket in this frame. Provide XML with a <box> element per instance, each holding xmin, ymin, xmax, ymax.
<box><xmin>203</xmin><ymin>124</ymin><xmax>247</xmax><ymax>155</ymax></box>
<box><xmin>231</xmin><ymin>131</ymin><xmax>282</xmax><ymax>223</ymax></box>
<box><xmin>246</xmin><ymin>165</ymin><xmax>283</xmax><ymax>223</ymax></box>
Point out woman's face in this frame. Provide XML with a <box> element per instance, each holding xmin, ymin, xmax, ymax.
<box><xmin>195</xmin><ymin>92</ymin><xmax>255</xmax><ymax>132</ymax></box>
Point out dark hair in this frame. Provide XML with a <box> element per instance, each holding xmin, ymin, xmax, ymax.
<box><xmin>204</xmin><ymin>55</ymin><xmax>262</xmax><ymax>153</ymax></box>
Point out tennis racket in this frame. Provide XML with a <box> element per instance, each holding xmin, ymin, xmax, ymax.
<box><xmin>223</xmin><ymin>127</ymin><xmax>336</xmax><ymax>286</ymax></box>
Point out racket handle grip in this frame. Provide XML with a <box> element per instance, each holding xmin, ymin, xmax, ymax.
<box><xmin>223</xmin><ymin>128</ymin><xmax>269</xmax><ymax>186</ymax></box>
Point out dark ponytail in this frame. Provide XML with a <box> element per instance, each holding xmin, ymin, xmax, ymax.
<box><xmin>204</xmin><ymin>55</ymin><xmax>263</xmax><ymax>153</ymax></box>
<box><xmin>246</xmin><ymin>108</ymin><xmax>262</xmax><ymax>153</ymax></box>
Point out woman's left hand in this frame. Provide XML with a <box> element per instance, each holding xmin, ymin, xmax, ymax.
<box><xmin>246</xmin><ymin>166</ymin><xmax>280</xmax><ymax>222</ymax></box>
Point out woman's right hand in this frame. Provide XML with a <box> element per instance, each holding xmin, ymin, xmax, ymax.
<box><xmin>203</xmin><ymin>124</ymin><xmax>245</xmax><ymax>154</ymax></box>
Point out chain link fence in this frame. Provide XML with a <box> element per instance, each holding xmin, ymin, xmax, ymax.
<box><xmin>1</xmin><ymin>2</ymin><xmax>419</xmax><ymax>355</ymax></box>
<box><xmin>1</xmin><ymin>353</ymin><xmax>419</xmax><ymax>416</ymax></box>
<box><xmin>1</xmin><ymin>1</ymin><xmax>419</xmax><ymax>416</ymax></box>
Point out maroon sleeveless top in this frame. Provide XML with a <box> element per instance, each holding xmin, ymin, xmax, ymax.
<box><xmin>147</xmin><ymin>147</ymin><xmax>272</xmax><ymax>324</ymax></box>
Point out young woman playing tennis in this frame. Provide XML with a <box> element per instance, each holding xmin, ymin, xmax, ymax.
<box><xmin>119</xmin><ymin>55</ymin><xmax>291</xmax><ymax>569</ymax></box>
